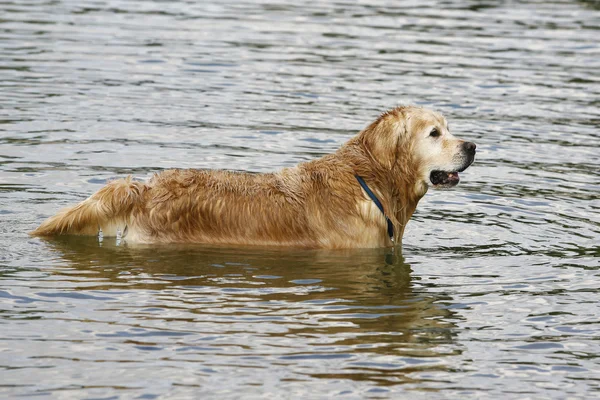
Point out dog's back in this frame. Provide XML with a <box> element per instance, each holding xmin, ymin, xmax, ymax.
<box><xmin>140</xmin><ymin>168</ymin><xmax>316</xmax><ymax>246</ymax></box>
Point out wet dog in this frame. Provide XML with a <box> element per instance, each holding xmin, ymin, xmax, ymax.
<box><xmin>31</xmin><ymin>106</ymin><xmax>475</xmax><ymax>248</ymax></box>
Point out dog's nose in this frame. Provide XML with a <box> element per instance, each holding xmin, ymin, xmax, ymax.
<box><xmin>463</xmin><ymin>141</ymin><xmax>476</xmax><ymax>153</ymax></box>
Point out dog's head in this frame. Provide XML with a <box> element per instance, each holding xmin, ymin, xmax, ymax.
<box><xmin>360</xmin><ymin>106</ymin><xmax>476</xmax><ymax>192</ymax></box>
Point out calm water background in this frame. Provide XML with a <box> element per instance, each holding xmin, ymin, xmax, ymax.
<box><xmin>1</xmin><ymin>0</ymin><xmax>599</xmax><ymax>398</ymax></box>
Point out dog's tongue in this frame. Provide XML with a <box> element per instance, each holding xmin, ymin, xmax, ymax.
<box><xmin>448</xmin><ymin>172</ymin><xmax>459</xmax><ymax>184</ymax></box>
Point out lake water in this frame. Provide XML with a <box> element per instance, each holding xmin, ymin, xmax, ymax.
<box><xmin>1</xmin><ymin>0</ymin><xmax>599</xmax><ymax>398</ymax></box>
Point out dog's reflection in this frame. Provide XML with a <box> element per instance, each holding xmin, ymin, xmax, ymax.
<box><xmin>40</xmin><ymin>236</ymin><xmax>459</xmax><ymax>382</ymax></box>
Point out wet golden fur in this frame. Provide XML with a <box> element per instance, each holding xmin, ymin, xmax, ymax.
<box><xmin>31</xmin><ymin>106</ymin><xmax>474</xmax><ymax>248</ymax></box>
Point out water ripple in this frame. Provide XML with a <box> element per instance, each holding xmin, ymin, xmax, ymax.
<box><xmin>1</xmin><ymin>0</ymin><xmax>599</xmax><ymax>398</ymax></box>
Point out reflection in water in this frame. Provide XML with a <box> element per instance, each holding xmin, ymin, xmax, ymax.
<box><xmin>35</xmin><ymin>236</ymin><xmax>459</xmax><ymax>386</ymax></box>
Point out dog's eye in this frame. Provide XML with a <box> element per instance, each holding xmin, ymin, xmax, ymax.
<box><xmin>429</xmin><ymin>128</ymin><xmax>441</xmax><ymax>138</ymax></box>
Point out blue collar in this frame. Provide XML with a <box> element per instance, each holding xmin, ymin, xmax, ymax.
<box><xmin>355</xmin><ymin>175</ymin><xmax>394</xmax><ymax>243</ymax></box>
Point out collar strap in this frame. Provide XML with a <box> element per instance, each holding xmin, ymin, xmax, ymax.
<box><xmin>355</xmin><ymin>175</ymin><xmax>394</xmax><ymax>243</ymax></box>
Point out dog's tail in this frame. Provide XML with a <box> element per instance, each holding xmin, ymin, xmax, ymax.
<box><xmin>30</xmin><ymin>177</ymin><xmax>148</xmax><ymax>237</ymax></box>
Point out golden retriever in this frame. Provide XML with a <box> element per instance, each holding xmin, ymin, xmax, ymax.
<box><xmin>31</xmin><ymin>106</ymin><xmax>476</xmax><ymax>248</ymax></box>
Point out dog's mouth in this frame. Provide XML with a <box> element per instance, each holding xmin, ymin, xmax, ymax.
<box><xmin>430</xmin><ymin>170</ymin><xmax>460</xmax><ymax>187</ymax></box>
<box><xmin>430</xmin><ymin>154</ymin><xmax>475</xmax><ymax>187</ymax></box>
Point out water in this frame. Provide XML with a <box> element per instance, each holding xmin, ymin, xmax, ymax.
<box><xmin>1</xmin><ymin>0</ymin><xmax>599</xmax><ymax>398</ymax></box>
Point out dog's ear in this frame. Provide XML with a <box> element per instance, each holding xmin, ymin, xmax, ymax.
<box><xmin>360</xmin><ymin>116</ymin><xmax>404</xmax><ymax>170</ymax></box>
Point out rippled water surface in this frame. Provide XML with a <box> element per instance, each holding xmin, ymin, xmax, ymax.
<box><xmin>1</xmin><ymin>0</ymin><xmax>599</xmax><ymax>398</ymax></box>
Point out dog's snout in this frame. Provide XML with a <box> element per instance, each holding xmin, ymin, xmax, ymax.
<box><xmin>463</xmin><ymin>141</ymin><xmax>476</xmax><ymax>154</ymax></box>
